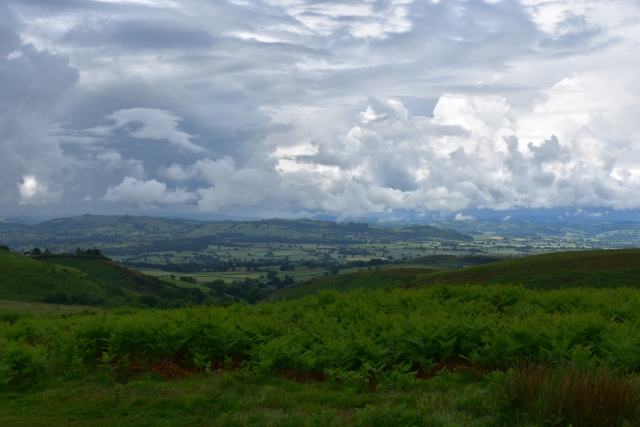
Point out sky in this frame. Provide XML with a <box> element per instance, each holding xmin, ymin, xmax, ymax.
<box><xmin>1</xmin><ymin>0</ymin><xmax>640</xmax><ymax>222</ymax></box>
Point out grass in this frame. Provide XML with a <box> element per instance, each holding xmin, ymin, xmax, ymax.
<box><xmin>408</xmin><ymin>254</ymin><xmax>505</xmax><ymax>267</ymax></box>
<box><xmin>0</xmin><ymin>367</ymin><xmax>498</xmax><ymax>427</ymax></box>
<box><xmin>272</xmin><ymin>249</ymin><xmax>640</xmax><ymax>300</ymax></box>
<box><xmin>1</xmin><ymin>358</ymin><xmax>638</xmax><ymax>427</ymax></box>
<box><xmin>269</xmin><ymin>268</ymin><xmax>434</xmax><ymax>300</ymax></box>
<box><xmin>0</xmin><ymin>251</ymin><xmax>129</xmax><ymax>306</ymax></box>
<box><xmin>38</xmin><ymin>256</ymin><xmax>168</xmax><ymax>294</ymax></box>
<box><xmin>410</xmin><ymin>249</ymin><xmax>640</xmax><ymax>289</ymax></box>
<box><xmin>0</xmin><ymin>299</ymin><xmax>103</xmax><ymax>319</ymax></box>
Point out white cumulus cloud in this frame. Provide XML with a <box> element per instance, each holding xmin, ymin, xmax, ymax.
<box><xmin>103</xmin><ymin>177</ymin><xmax>196</xmax><ymax>207</ymax></box>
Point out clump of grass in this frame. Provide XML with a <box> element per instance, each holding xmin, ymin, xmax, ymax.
<box><xmin>496</xmin><ymin>362</ymin><xmax>640</xmax><ymax>427</ymax></box>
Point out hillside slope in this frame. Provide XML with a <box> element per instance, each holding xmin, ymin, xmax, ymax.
<box><xmin>30</xmin><ymin>255</ymin><xmax>215</xmax><ymax>308</ymax></box>
<box><xmin>411</xmin><ymin>249</ymin><xmax>640</xmax><ymax>289</ymax></box>
<box><xmin>271</xmin><ymin>249</ymin><xmax>640</xmax><ymax>300</ymax></box>
<box><xmin>269</xmin><ymin>268</ymin><xmax>434</xmax><ymax>301</ymax></box>
<box><xmin>36</xmin><ymin>256</ymin><xmax>167</xmax><ymax>294</ymax></box>
<box><xmin>0</xmin><ymin>251</ymin><xmax>130</xmax><ymax>305</ymax></box>
<box><xmin>408</xmin><ymin>254</ymin><xmax>505</xmax><ymax>267</ymax></box>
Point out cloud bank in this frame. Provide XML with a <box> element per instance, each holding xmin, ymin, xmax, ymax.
<box><xmin>1</xmin><ymin>0</ymin><xmax>640</xmax><ymax>219</ymax></box>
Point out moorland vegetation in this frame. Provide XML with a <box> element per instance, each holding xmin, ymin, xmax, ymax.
<box><xmin>1</xmin><ymin>284</ymin><xmax>639</xmax><ymax>426</ymax></box>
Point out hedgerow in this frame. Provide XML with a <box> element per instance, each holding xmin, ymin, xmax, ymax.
<box><xmin>1</xmin><ymin>284</ymin><xmax>639</xmax><ymax>390</ymax></box>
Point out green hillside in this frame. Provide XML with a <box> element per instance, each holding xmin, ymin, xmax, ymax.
<box><xmin>0</xmin><ymin>299</ymin><xmax>103</xmax><ymax>322</ymax></box>
<box><xmin>410</xmin><ymin>248</ymin><xmax>640</xmax><ymax>289</ymax></box>
<box><xmin>407</xmin><ymin>254</ymin><xmax>505</xmax><ymax>267</ymax></box>
<box><xmin>268</xmin><ymin>268</ymin><xmax>432</xmax><ymax>301</ymax></box>
<box><xmin>31</xmin><ymin>255</ymin><xmax>227</xmax><ymax>308</ymax></box>
<box><xmin>272</xmin><ymin>249</ymin><xmax>640</xmax><ymax>300</ymax></box>
<box><xmin>36</xmin><ymin>255</ymin><xmax>167</xmax><ymax>294</ymax></box>
<box><xmin>0</xmin><ymin>251</ymin><xmax>129</xmax><ymax>305</ymax></box>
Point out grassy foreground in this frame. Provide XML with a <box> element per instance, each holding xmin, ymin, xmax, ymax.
<box><xmin>1</xmin><ymin>364</ymin><xmax>638</xmax><ymax>426</ymax></box>
<box><xmin>0</xmin><ymin>369</ymin><xmax>499</xmax><ymax>427</ymax></box>
<box><xmin>1</xmin><ymin>284</ymin><xmax>639</xmax><ymax>426</ymax></box>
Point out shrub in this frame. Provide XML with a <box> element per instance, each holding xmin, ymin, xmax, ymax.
<box><xmin>0</xmin><ymin>339</ymin><xmax>47</xmax><ymax>390</ymax></box>
<box><xmin>2</xmin><ymin>285</ymin><xmax>640</xmax><ymax>392</ymax></box>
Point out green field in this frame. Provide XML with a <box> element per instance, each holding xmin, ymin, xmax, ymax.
<box><xmin>0</xmin><ymin>251</ymin><xmax>130</xmax><ymax>306</ymax></box>
<box><xmin>3</xmin><ymin>215</ymin><xmax>631</xmax><ymax>272</ymax></box>
<box><xmin>138</xmin><ymin>265</ymin><xmax>334</xmax><ymax>285</ymax></box>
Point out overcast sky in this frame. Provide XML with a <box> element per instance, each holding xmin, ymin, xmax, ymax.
<box><xmin>1</xmin><ymin>0</ymin><xmax>640</xmax><ymax>221</ymax></box>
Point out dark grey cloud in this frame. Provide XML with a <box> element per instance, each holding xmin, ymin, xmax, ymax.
<box><xmin>63</xmin><ymin>18</ymin><xmax>217</xmax><ymax>50</ymax></box>
<box><xmin>0</xmin><ymin>7</ymin><xmax>81</xmax><ymax>208</ymax></box>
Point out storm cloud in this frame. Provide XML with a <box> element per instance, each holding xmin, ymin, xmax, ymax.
<box><xmin>1</xmin><ymin>0</ymin><xmax>640</xmax><ymax>219</ymax></box>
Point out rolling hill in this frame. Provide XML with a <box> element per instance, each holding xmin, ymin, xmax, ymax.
<box><xmin>409</xmin><ymin>248</ymin><xmax>640</xmax><ymax>288</ymax></box>
<box><xmin>271</xmin><ymin>249</ymin><xmax>640</xmax><ymax>300</ymax></box>
<box><xmin>268</xmin><ymin>267</ymin><xmax>433</xmax><ymax>301</ymax></box>
<box><xmin>0</xmin><ymin>214</ymin><xmax>473</xmax><ymax>253</ymax></box>
<box><xmin>0</xmin><ymin>251</ymin><xmax>216</xmax><ymax>308</ymax></box>
<box><xmin>0</xmin><ymin>250</ymin><xmax>131</xmax><ymax>305</ymax></box>
<box><xmin>407</xmin><ymin>254</ymin><xmax>505</xmax><ymax>267</ymax></box>
<box><xmin>36</xmin><ymin>255</ymin><xmax>168</xmax><ymax>294</ymax></box>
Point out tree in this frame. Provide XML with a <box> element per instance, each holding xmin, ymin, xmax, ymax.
<box><xmin>207</xmin><ymin>279</ymin><xmax>227</xmax><ymax>296</ymax></box>
<box><xmin>0</xmin><ymin>245</ymin><xmax>9</xmax><ymax>251</ymax></box>
<box><xmin>138</xmin><ymin>295</ymin><xmax>159</xmax><ymax>308</ymax></box>
<box><xmin>271</xmin><ymin>276</ymin><xmax>282</xmax><ymax>288</ymax></box>
<box><xmin>32</xmin><ymin>248</ymin><xmax>42</xmax><ymax>255</ymax></box>
<box><xmin>42</xmin><ymin>292</ymin><xmax>70</xmax><ymax>305</ymax></box>
<box><xmin>246</xmin><ymin>287</ymin><xmax>263</xmax><ymax>304</ymax></box>
<box><xmin>280</xmin><ymin>263</ymin><xmax>295</xmax><ymax>271</ymax></box>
